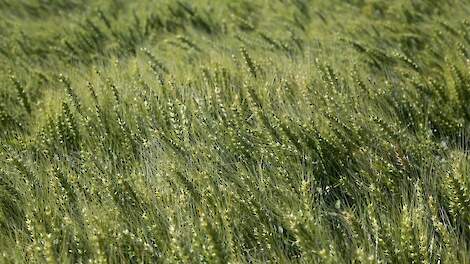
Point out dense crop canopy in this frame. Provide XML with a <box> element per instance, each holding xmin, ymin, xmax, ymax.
<box><xmin>0</xmin><ymin>0</ymin><xmax>469</xmax><ymax>263</ymax></box>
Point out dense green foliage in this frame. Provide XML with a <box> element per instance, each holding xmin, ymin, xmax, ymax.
<box><xmin>1</xmin><ymin>0</ymin><xmax>470</xmax><ymax>263</ymax></box>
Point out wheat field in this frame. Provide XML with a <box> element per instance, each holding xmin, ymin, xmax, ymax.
<box><xmin>1</xmin><ymin>0</ymin><xmax>470</xmax><ymax>263</ymax></box>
